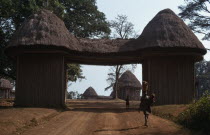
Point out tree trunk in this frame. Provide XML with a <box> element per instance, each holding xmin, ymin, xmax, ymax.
<box><xmin>115</xmin><ymin>65</ymin><xmax>123</xmax><ymax>99</ymax></box>
<box><xmin>115</xmin><ymin>65</ymin><xmax>119</xmax><ymax>99</ymax></box>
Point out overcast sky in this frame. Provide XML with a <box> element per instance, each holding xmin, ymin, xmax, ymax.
<box><xmin>68</xmin><ymin>0</ymin><xmax>210</xmax><ymax>96</ymax></box>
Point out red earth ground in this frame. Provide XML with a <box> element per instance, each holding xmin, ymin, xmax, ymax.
<box><xmin>0</xmin><ymin>99</ymin><xmax>198</xmax><ymax>135</ymax></box>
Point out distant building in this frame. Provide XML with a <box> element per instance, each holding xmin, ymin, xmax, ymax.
<box><xmin>111</xmin><ymin>70</ymin><xmax>142</xmax><ymax>101</ymax></box>
<box><xmin>0</xmin><ymin>78</ymin><xmax>13</xmax><ymax>99</ymax></box>
<box><xmin>83</xmin><ymin>87</ymin><xmax>98</xmax><ymax>99</ymax></box>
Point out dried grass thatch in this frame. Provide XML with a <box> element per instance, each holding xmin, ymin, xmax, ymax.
<box><xmin>7</xmin><ymin>9</ymin><xmax>81</xmax><ymax>52</ymax></box>
<box><xmin>5</xmin><ymin>9</ymin><xmax>206</xmax><ymax>64</ymax></box>
<box><xmin>83</xmin><ymin>87</ymin><xmax>98</xmax><ymax>97</ymax></box>
<box><xmin>0</xmin><ymin>78</ymin><xmax>12</xmax><ymax>89</ymax></box>
<box><xmin>118</xmin><ymin>70</ymin><xmax>141</xmax><ymax>89</ymax></box>
<box><xmin>79</xmin><ymin>38</ymin><xmax>130</xmax><ymax>53</ymax></box>
<box><xmin>120</xmin><ymin>9</ymin><xmax>206</xmax><ymax>55</ymax></box>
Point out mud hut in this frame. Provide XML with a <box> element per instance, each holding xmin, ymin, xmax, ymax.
<box><xmin>83</xmin><ymin>87</ymin><xmax>98</xmax><ymax>99</ymax></box>
<box><xmin>0</xmin><ymin>78</ymin><xmax>12</xmax><ymax>99</ymax></box>
<box><xmin>117</xmin><ymin>71</ymin><xmax>141</xmax><ymax>100</ymax></box>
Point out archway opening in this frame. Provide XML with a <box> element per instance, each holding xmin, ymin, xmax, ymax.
<box><xmin>65</xmin><ymin>64</ymin><xmax>143</xmax><ymax>110</ymax></box>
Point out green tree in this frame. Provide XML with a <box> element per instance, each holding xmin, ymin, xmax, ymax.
<box><xmin>0</xmin><ymin>0</ymin><xmax>110</xmax><ymax>81</ymax></box>
<box><xmin>67</xmin><ymin>91</ymin><xmax>82</xmax><ymax>99</ymax></box>
<box><xmin>178</xmin><ymin>0</ymin><xmax>210</xmax><ymax>40</ymax></box>
<box><xmin>67</xmin><ymin>64</ymin><xmax>85</xmax><ymax>82</ymax></box>
<box><xmin>62</xmin><ymin>0</ymin><xmax>110</xmax><ymax>38</ymax></box>
<box><xmin>195</xmin><ymin>60</ymin><xmax>210</xmax><ymax>98</ymax></box>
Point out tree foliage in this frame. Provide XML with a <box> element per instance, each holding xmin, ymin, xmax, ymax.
<box><xmin>178</xmin><ymin>0</ymin><xmax>210</xmax><ymax>40</ymax></box>
<box><xmin>195</xmin><ymin>60</ymin><xmax>210</xmax><ymax>98</ymax></box>
<box><xmin>177</xmin><ymin>91</ymin><xmax>210</xmax><ymax>134</ymax></box>
<box><xmin>67</xmin><ymin>91</ymin><xmax>83</xmax><ymax>99</ymax></box>
<box><xmin>67</xmin><ymin>64</ymin><xmax>85</xmax><ymax>82</ymax></box>
<box><xmin>62</xmin><ymin>0</ymin><xmax>111</xmax><ymax>38</ymax></box>
<box><xmin>0</xmin><ymin>0</ymin><xmax>110</xmax><ymax>81</ymax></box>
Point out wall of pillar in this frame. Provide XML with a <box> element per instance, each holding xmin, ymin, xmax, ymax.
<box><xmin>15</xmin><ymin>54</ymin><xmax>65</xmax><ymax>107</ymax></box>
<box><xmin>142</xmin><ymin>56</ymin><xmax>195</xmax><ymax>105</ymax></box>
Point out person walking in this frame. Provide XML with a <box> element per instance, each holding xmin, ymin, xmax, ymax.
<box><xmin>126</xmin><ymin>95</ymin><xmax>130</xmax><ymax>110</ymax></box>
<box><xmin>139</xmin><ymin>81</ymin><xmax>155</xmax><ymax>126</ymax></box>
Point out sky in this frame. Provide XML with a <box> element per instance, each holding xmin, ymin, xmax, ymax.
<box><xmin>68</xmin><ymin>0</ymin><xmax>210</xmax><ymax>96</ymax></box>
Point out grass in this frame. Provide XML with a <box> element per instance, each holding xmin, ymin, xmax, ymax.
<box><xmin>152</xmin><ymin>104</ymin><xmax>189</xmax><ymax>121</ymax></box>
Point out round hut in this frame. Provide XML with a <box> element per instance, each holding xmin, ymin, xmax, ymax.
<box><xmin>0</xmin><ymin>78</ymin><xmax>12</xmax><ymax>99</ymax></box>
<box><xmin>118</xmin><ymin>70</ymin><xmax>142</xmax><ymax>100</ymax></box>
<box><xmin>5</xmin><ymin>9</ymin><xmax>80</xmax><ymax>107</ymax></box>
<box><xmin>83</xmin><ymin>87</ymin><xmax>98</xmax><ymax>99</ymax></box>
<box><xmin>129</xmin><ymin>9</ymin><xmax>206</xmax><ymax>105</ymax></box>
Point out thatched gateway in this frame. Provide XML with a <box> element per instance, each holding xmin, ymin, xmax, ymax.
<box><xmin>0</xmin><ymin>78</ymin><xmax>12</xmax><ymax>99</ymax></box>
<box><xmin>5</xmin><ymin>9</ymin><xmax>206</xmax><ymax>107</ymax></box>
<box><xmin>83</xmin><ymin>87</ymin><xmax>98</xmax><ymax>99</ymax></box>
<box><xmin>118</xmin><ymin>70</ymin><xmax>141</xmax><ymax>100</ymax></box>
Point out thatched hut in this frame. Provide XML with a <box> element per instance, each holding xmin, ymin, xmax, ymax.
<box><xmin>83</xmin><ymin>87</ymin><xmax>98</xmax><ymax>99</ymax></box>
<box><xmin>118</xmin><ymin>70</ymin><xmax>141</xmax><ymax>100</ymax></box>
<box><xmin>129</xmin><ymin>9</ymin><xmax>206</xmax><ymax>105</ymax></box>
<box><xmin>0</xmin><ymin>78</ymin><xmax>12</xmax><ymax>99</ymax></box>
<box><xmin>5</xmin><ymin>9</ymin><xmax>81</xmax><ymax>107</ymax></box>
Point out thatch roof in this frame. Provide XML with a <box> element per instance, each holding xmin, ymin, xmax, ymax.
<box><xmin>120</xmin><ymin>9</ymin><xmax>206</xmax><ymax>55</ymax></box>
<box><xmin>0</xmin><ymin>78</ymin><xmax>12</xmax><ymax>89</ymax></box>
<box><xmin>83</xmin><ymin>87</ymin><xmax>98</xmax><ymax>97</ymax></box>
<box><xmin>6</xmin><ymin>9</ymin><xmax>81</xmax><ymax>52</ymax></box>
<box><xmin>5</xmin><ymin>9</ymin><xmax>206</xmax><ymax>65</ymax></box>
<box><xmin>118</xmin><ymin>70</ymin><xmax>142</xmax><ymax>89</ymax></box>
<box><xmin>79</xmin><ymin>38</ymin><xmax>130</xmax><ymax>53</ymax></box>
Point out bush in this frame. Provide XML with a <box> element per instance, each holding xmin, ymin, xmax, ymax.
<box><xmin>177</xmin><ymin>91</ymin><xmax>210</xmax><ymax>134</ymax></box>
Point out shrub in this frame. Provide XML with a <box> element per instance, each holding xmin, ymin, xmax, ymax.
<box><xmin>177</xmin><ymin>91</ymin><xmax>210</xmax><ymax>134</ymax></box>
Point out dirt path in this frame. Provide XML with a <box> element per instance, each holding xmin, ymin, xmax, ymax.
<box><xmin>11</xmin><ymin>100</ymin><xmax>192</xmax><ymax>135</ymax></box>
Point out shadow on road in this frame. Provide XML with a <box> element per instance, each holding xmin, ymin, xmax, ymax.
<box><xmin>65</xmin><ymin>100</ymin><xmax>140</xmax><ymax>113</ymax></box>
<box><xmin>65</xmin><ymin>107</ymin><xmax>140</xmax><ymax>113</ymax></box>
<box><xmin>94</xmin><ymin>126</ymin><xmax>140</xmax><ymax>132</ymax></box>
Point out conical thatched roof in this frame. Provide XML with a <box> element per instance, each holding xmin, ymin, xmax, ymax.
<box><xmin>120</xmin><ymin>9</ymin><xmax>206</xmax><ymax>55</ymax></box>
<box><xmin>5</xmin><ymin>9</ymin><xmax>206</xmax><ymax>65</ymax></box>
<box><xmin>118</xmin><ymin>70</ymin><xmax>141</xmax><ymax>89</ymax></box>
<box><xmin>6</xmin><ymin>9</ymin><xmax>81</xmax><ymax>53</ymax></box>
<box><xmin>0</xmin><ymin>78</ymin><xmax>12</xmax><ymax>89</ymax></box>
<box><xmin>83</xmin><ymin>87</ymin><xmax>98</xmax><ymax>97</ymax></box>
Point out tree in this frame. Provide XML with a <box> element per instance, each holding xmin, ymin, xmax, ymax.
<box><xmin>0</xmin><ymin>0</ymin><xmax>110</xmax><ymax>81</ymax></box>
<box><xmin>195</xmin><ymin>60</ymin><xmax>210</xmax><ymax>98</ymax></box>
<box><xmin>62</xmin><ymin>0</ymin><xmax>111</xmax><ymax>38</ymax></box>
<box><xmin>178</xmin><ymin>0</ymin><xmax>210</xmax><ymax>40</ymax></box>
<box><xmin>105</xmin><ymin>14</ymin><xmax>137</xmax><ymax>99</ymax></box>
<box><xmin>67</xmin><ymin>64</ymin><xmax>85</xmax><ymax>82</ymax></box>
<box><xmin>67</xmin><ymin>91</ymin><xmax>83</xmax><ymax>99</ymax></box>
<box><xmin>109</xmin><ymin>14</ymin><xmax>138</xmax><ymax>39</ymax></box>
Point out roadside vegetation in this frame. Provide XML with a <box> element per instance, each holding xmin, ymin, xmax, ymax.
<box><xmin>177</xmin><ymin>92</ymin><xmax>210</xmax><ymax>134</ymax></box>
<box><xmin>152</xmin><ymin>92</ymin><xmax>210</xmax><ymax>135</ymax></box>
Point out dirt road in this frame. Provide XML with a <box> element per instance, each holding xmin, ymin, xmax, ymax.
<box><xmin>11</xmin><ymin>100</ymin><xmax>191</xmax><ymax>135</ymax></box>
